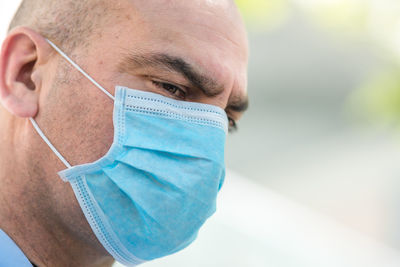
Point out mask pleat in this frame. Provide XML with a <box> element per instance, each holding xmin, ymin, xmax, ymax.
<box><xmin>123</xmin><ymin>112</ymin><xmax>226</xmax><ymax>163</ymax></box>
<box><xmin>54</xmin><ymin>86</ymin><xmax>228</xmax><ymax>263</ymax></box>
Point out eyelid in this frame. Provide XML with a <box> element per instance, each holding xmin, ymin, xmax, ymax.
<box><xmin>228</xmin><ymin>117</ymin><xmax>238</xmax><ymax>133</ymax></box>
<box><xmin>150</xmin><ymin>80</ymin><xmax>188</xmax><ymax>101</ymax></box>
<box><xmin>147</xmin><ymin>75</ymin><xmax>236</xmax><ymax>130</ymax></box>
<box><xmin>147</xmin><ymin>75</ymin><xmax>189</xmax><ymax>92</ymax></box>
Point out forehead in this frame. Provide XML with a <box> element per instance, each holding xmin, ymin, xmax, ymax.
<box><xmin>107</xmin><ymin>0</ymin><xmax>248</xmax><ymax>97</ymax></box>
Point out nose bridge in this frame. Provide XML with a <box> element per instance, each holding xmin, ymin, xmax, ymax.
<box><xmin>194</xmin><ymin>92</ymin><xmax>229</xmax><ymax>110</ymax></box>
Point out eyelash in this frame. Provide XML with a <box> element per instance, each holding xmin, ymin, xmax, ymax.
<box><xmin>152</xmin><ymin>80</ymin><xmax>186</xmax><ymax>99</ymax></box>
<box><xmin>228</xmin><ymin>117</ymin><xmax>237</xmax><ymax>133</ymax></box>
<box><xmin>152</xmin><ymin>80</ymin><xmax>238</xmax><ymax>133</ymax></box>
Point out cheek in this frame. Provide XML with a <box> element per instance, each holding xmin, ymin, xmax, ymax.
<box><xmin>39</xmin><ymin>75</ymin><xmax>115</xmax><ymax>168</ymax></box>
<box><xmin>110</xmin><ymin>72</ymin><xmax>149</xmax><ymax>90</ymax></box>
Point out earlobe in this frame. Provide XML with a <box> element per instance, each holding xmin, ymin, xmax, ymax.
<box><xmin>0</xmin><ymin>27</ymin><xmax>51</xmax><ymax>118</ymax></box>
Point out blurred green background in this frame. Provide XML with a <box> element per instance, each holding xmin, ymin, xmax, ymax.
<box><xmin>228</xmin><ymin>0</ymin><xmax>400</xmax><ymax>254</ymax></box>
<box><xmin>235</xmin><ymin>0</ymin><xmax>400</xmax><ymax>127</ymax></box>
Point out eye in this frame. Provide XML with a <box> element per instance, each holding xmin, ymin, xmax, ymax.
<box><xmin>228</xmin><ymin>117</ymin><xmax>237</xmax><ymax>133</ymax></box>
<box><xmin>152</xmin><ymin>80</ymin><xmax>186</xmax><ymax>99</ymax></box>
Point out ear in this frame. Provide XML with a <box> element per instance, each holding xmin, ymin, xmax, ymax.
<box><xmin>0</xmin><ymin>27</ymin><xmax>53</xmax><ymax>118</ymax></box>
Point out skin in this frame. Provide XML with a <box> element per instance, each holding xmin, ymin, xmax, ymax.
<box><xmin>0</xmin><ymin>0</ymin><xmax>248</xmax><ymax>266</ymax></box>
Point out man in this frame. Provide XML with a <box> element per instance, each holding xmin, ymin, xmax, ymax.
<box><xmin>0</xmin><ymin>0</ymin><xmax>248</xmax><ymax>266</ymax></box>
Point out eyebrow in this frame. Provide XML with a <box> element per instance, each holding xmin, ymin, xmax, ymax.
<box><xmin>119</xmin><ymin>52</ymin><xmax>249</xmax><ymax>113</ymax></box>
<box><xmin>229</xmin><ymin>97</ymin><xmax>249</xmax><ymax>113</ymax></box>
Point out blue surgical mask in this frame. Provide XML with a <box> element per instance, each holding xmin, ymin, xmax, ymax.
<box><xmin>29</xmin><ymin>39</ymin><xmax>228</xmax><ymax>266</ymax></box>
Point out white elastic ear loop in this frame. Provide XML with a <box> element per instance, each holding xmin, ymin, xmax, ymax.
<box><xmin>31</xmin><ymin>39</ymin><xmax>115</xmax><ymax>169</ymax></box>
<box><xmin>45</xmin><ymin>39</ymin><xmax>115</xmax><ymax>101</ymax></box>
<box><xmin>29</xmin><ymin>118</ymin><xmax>72</xmax><ymax>169</ymax></box>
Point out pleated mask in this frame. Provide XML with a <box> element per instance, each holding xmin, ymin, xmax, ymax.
<box><xmin>29</xmin><ymin>39</ymin><xmax>228</xmax><ymax>266</ymax></box>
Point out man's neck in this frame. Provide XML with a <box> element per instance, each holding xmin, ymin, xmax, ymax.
<box><xmin>0</xmin><ymin>179</ymin><xmax>114</xmax><ymax>267</ymax></box>
<box><xmin>0</xmin><ymin>130</ymin><xmax>114</xmax><ymax>267</ymax></box>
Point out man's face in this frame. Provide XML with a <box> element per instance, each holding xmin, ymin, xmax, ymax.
<box><xmin>19</xmin><ymin>0</ymin><xmax>248</xmax><ymax>256</ymax></box>
<box><xmin>38</xmin><ymin>0</ymin><xmax>248</xmax><ymax>168</ymax></box>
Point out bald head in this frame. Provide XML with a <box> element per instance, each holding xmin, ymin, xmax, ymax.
<box><xmin>9</xmin><ymin>0</ymin><xmax>245</xmax><ymax>52</ymax></box>
<box><xmin>9</xmin><ymin>0</ymin><xmax>114</xmax><ymax>51</ymax></box>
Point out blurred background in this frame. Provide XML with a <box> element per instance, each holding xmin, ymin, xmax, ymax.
<box><xmin>2</xmin><ymin>0</ymin><xmax>400</xmax><ymax>266</ymax></box>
